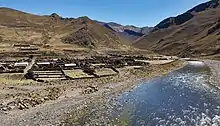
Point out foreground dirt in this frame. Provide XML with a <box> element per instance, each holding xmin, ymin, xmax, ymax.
<box><xmin>0</xmin><ymin>60</ymin><xmax>183</xmax><ymax>126</ymax></box>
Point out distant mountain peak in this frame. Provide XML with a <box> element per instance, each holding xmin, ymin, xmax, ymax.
<box><xmin>187</xmin><ymin>0</ymin><xmax>219</xmax><ymax>13</ymax></box>
<box><xmin>76</xmin><ymin>16</ymin><xmax>91</xmax><ymax>22</ymax></box>
<box><xmin>107</xmin><ymin>22</ymin><xmax>122</xmax><ymax>27</ymax></box>
<box><xmin>96</xmin><ymin>21</ymin><xmax>153</xmax><ymax>43</ymax></box>
<box><xmin>50</xmin><ymin>13</ymin><xmax>62</xmax><ymax>18</ymax></box>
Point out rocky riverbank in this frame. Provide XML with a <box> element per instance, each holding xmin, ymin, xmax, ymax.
<box><xmin>203</xmin><ymin>60</ymin><xmax>220</xmax><ymax>88</ymax></box>
<box><xmin>61</xmin><ymin>60</ymin><xmax>184</xmax><ymax>126</ymax></box>
<box><xmin>0</xmin><ymin>60</ymin><xmax>184</xmax><ymax>126</ymax></box>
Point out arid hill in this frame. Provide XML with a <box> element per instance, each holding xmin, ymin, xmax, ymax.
<box><xmin>134</xmin><ymin>0</ymin><xmax>220</xmax><ymax>57</ymax></box>
<box><xmin>0</xmin><ymin>7</ymin><xmax>132</xmax><ymax>58</ymax></box>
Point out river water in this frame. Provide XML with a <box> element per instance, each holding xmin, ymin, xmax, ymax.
<box><xmin>113</xmin><ymin>61</ymin><xmax>220</xmax><ymax>126</ymax></box>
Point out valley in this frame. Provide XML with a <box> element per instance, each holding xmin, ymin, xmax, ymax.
<box><xmin>0</xmin><ymin>0</ymin><xmax>220</xmax><ymax>125</ymax></box>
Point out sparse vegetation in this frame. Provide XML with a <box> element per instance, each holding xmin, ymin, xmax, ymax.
<box><xmin>134</xmin><ymin>0</ymin><xmax>220</xmax><ymax>57</ymax></box>
<box><xmin>1</xmin><ymin>0</ymin><xmax>219</xmax><ymax>125</ymax></box>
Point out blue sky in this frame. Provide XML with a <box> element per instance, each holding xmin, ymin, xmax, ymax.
<box><xmin>0</xmin><ymin>0</ymin><xmax>209</xmax><ymax>27</ymax></box>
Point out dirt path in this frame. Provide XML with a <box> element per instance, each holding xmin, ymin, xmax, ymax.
<box><xmin>24</xmin><ymin>57</ymin><xmax>36</xmax><ymax>74</ymax></box>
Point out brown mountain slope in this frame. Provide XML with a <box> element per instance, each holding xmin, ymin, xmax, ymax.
<box><xmin>134</xmin><ymin>0</ymin><xmax>220</xmax><ymax>57</ymax></box>
<box><xmin>0</xmin><ymin>7</ymin><xmax>130</xmax><ymax>57</ymax></box>
<box><xmin>62</xmin><ymin>19</ymin><xmax>121</xmax><ymax>49</ymax></box>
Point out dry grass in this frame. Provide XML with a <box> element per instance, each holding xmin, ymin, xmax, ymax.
<box><xmin>0</xmin><ymin>73</ymin><xmax>33</xmax><ymax>85</ymax></box>
<box><xmin>95</xmin><ymin>68</ymin><xmax>117</xmax><ymax>76</ymax></box>
<box><xmin>0</xmin><ymin>7</ymin><xmax>132</xmax><ymax>57</ymax></box>
<box><xmin>64</xmin><ymin>70</ymin><xmax>94</xmax><ymax>78</ymax></box>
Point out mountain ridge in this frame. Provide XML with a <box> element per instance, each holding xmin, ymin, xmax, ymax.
<box><xmin>134</xmin><ymin>0</ymin><xmax>220</xmax><ymax>57</ymax></box>
<box><xmin>0</xmin><ymin>7</ymin><xmax>133</xmax><ymax>57</ymax></box>
<box><xmin>96</xmin><ymin>21</ymin><xmax>153</xmax><ymax>43</ymax></box>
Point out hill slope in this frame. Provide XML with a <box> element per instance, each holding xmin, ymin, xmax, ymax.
<box><xmin>134</xmin><ymin>0</ymin><xmax>220</xmax><ymax>57</ymax></box>
<box><xmin>0</xmin><ymin>7</ymin><xmax>128</xmax><ymax>57</ymax></box>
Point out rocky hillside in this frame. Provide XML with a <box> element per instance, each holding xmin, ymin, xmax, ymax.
<box><xmin>97</xmin><ymin>21</ymin><xmax>152</xmax><ymax>42</ymax></box>
<box><xmin>0</xmin><ymin>7</ymin><xmax>128</xmax><ymax>57</ymax></box>
<box><xmin>134</xmin><ymin>0</ymin><xmax>220</xmax><ymax>57</ymax></box>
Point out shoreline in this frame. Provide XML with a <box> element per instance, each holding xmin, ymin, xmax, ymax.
<box><xmin>0</xmin><ymin>60</ymin><xmax>184</xmax><ymax>126</ymax></box>
<box><xmin>61</xmin><ymin>60</ymin><xmax>185</xmax><ymax>126</ymax></box>
<box><xmin>203</xmin><ymin>60</ymin><xmax>220</xmax><ymax>88</ymax></box>
<box><xmin>63</xmin><ymin>60</ymin><xmax>220</xmax><ymax>126</ymax></box>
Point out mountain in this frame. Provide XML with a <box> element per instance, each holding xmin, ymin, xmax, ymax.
<box><xmin>134</xmin><ymin>0</ymin><xmax>220</xmax><ymax>57</ymax></box>
<box><xmin>0</xmin><ymin>7</ymin><xmax>130</xmax><ymax>57</ymax></box>
<box><xmin>97</xmin><ymin>21</ymin><xmax>153</xmax><ymax>43</ymax></box>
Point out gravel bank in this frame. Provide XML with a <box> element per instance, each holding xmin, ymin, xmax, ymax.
<box><xmin>204</xmin><ymin>60</ymin><xmax>220</xmax><ymax>87</ymax></box>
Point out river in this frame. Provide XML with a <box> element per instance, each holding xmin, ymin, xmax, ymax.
<box><xmin>111</xmin><ymin>61</ymin><xmax>220</xmax><ymax>125</ymax></box>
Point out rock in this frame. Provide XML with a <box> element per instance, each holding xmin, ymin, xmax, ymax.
<box><xmin>18</xmin><ymin>104</ymin><xmax>26</xmax><ymax>110</ymax></box>
<box><xmin>37</xmin><ymin>79</ymin><xmax>44</xmax><ymax>82</ymax></box>
<box><xmin>2</xmin><ymin>107</ymin><xmax>8</xmax><ymax>111</ymax></box>
<box><xmin>10</xmin><ymin>105</ymin><xmax>16</xmax><ymax>110</ymax></box>
<box><xmin>44</xmin><ymin>97</ymin><xmax>50</xmax><ymax>100</ymax></box>
<box><xmin>30</xmin><ymin>99</ymin><xmax>38</xmax><ymax>107</ymax></box>
<box><xmin>40</xmin><ymin>98</ymin><xmax>45</xmax><ymax>102</ymax></box>
<box><xmin>83</xmin><ymin>86</ymin><xmax>98</xmax><ymax>94</ymax></box>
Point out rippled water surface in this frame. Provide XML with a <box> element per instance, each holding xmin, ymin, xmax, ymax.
<box><xmin>114</xmin><ymin>61</ymin><xmax>220</xmax><ymax>126</ymax></box>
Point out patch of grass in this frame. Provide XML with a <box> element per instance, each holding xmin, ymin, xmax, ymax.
<box><xmin>117</xmin><ymin>104</ymin><xmax>134</xmax><ymax>126</ymax></box>
<box><xmin>95</xmin><ymin>68</ymin><xmax>117</xmax><ymax>76</ymax></box>
<box><xmin>64</xmin><ymin>70</ymin><xmax>94</xmax><ymax>78</ymax></box>
<box><xmin>0</xmin><ymin>73</ymin><xmax>33</xmax><ymax>85</ymax></box>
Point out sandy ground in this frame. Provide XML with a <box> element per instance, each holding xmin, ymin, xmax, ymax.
<box><xmin>0</xmin><ymin>60</ymin><xmax>184</xmax><ymax>126</ymax></box>
<box><xmin>203</xmin><ymin>60</ymin><xmax>220</xmax><ymax>87</ymax></box>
